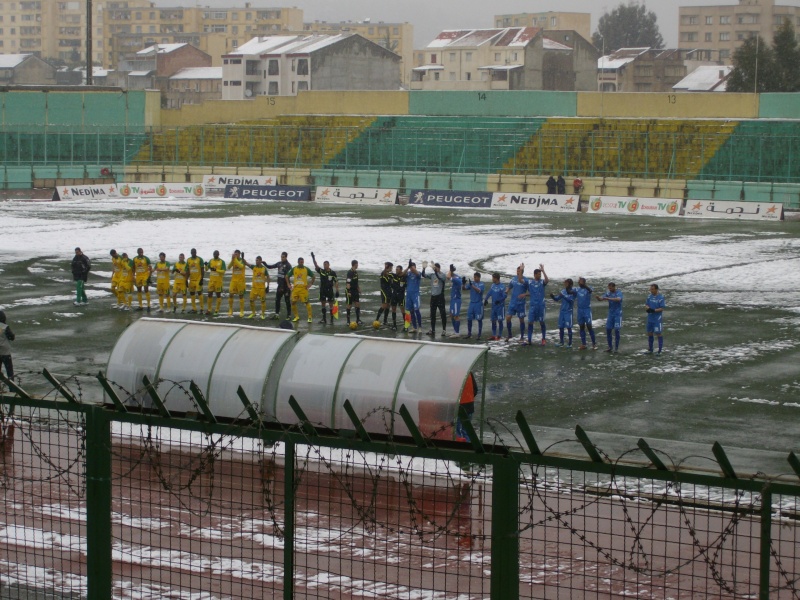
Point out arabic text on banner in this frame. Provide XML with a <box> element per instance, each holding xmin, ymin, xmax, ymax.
<box><xmin>491</xmin><ymin>192</ymin><xmax>580</xmax><ymax>212</ymax></box>
<box><xmin>315</xmin><ymin>186</ymin><xmax>398</xmax><ymax>205</ymax></box>
<box><xmin>56</xmin><ymin>184</ymin><xmax>121</xmax><ymax>200</ymax></box>
<box><xmin>408</xmin><ymin>189</ymin><xmax>493</xmax><ymax>208</ymax></box>
<box><xmin>203</xmin><ymin>175</ymin><xmax>278</xmax><ymax>191</ymax></box>
<box><xmin>224</xmin><ymin>184</ymin><xmax>311</xmax><ymax>201</ymax></box>
<box><xmin>587</xmin><ymin>196</ymin><xmax>681</xmax><ymax>217</ymax></box>
<box><xmin>683</xmin><ymin>199</ymin><xmax>783</xmax><ymax>221</ymax></box>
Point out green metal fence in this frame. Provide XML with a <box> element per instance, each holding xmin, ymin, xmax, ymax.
<box><xmin>1</xmin><ymin>371</ymin><xmax>799</xmax><ymax>599</ymax></box>
<box><xmin>4</xmin><ymin>122</ymin><xmax>800</xmax><ymax>185</ymax></box>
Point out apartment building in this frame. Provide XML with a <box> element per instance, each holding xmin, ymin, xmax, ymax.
<box><xmin>0</xmin><ymin>2</ymin><xmax>302</xmax><ymax>70</ymax></box>
<box><xmin>598</xmin><ymin>48</ymin><xmax>687</xmax><ymax>93</ymax></box>
<box><xmin>104</xmin><ymin>3</ymin><xmax>303</xmax><ymax>69</ymax></box>
<box><xmin>494</xmin><ymin>12</ymin><xmax>591</xmax><ymax>41</ymax></box>
<box><xmin>0</xmin><ymin>0</ymin><xmax>105</xmax><ymax>65</ymax></box>
<box><xmin>678</xmin><ymin>0</ymin><xmax>800</xmax><ymax>62</ymax></box>
<box><xmin>222</xmin><ymin>34</ymin><xmax>400</xmax><ymax>99</ymax></box>
<box><xmin>303</xmin><ymin>20</ymin><xmax>413</xmax><ymax>87</ymax></box>
<box><xmin>412</xmin><ymin>27</ymin><xmax>598</xmax><ymax>91</ymax></box>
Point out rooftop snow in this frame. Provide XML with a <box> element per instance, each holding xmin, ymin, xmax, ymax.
<box><xmin>136</xmin><ymin>43</ymin><xmax>187</xmax><ymax>56</ymax></box>
<box><xmin>170</xmin><ymin>67</ymin><xmax>223</xmax><ymax>80</ymax></box>
<box><xmin>426</xmin><ymin>27</ymin><xmax>539</xmax><ymax>49</ymax></box>
<box><xmin>0</xmin><ymin>54</ymin><xmax>30</xmax><ymax>69</ymax></box>
<box><xmin>673</xmin><ymin>65</ymin><xmax>732</xmax><ymax>92</ymax></box>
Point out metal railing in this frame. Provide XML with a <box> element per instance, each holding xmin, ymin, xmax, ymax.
<box><xmin>1</xmin><ymin>370</ymin><xmax>799</xmax><ymax>599</ymax></box>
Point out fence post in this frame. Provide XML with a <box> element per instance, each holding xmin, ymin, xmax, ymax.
<box><xmin>490</xmin><ymin>456</ymin><xmax>519</xmax><ymax>600</ymax></box>
<box><xmin>284</xmin><ymin>441</ymin><xmax>295</xmax><ymax>600</ymax></box>
<box><xmin>85</xmin><ymin>405</ymin><xmax>113</xmax><ymax>600</ymax></box>
<box><xmin>759</xmin><ymin>487</ymin><xmax>772</xmax><ymax>600</ymax></box>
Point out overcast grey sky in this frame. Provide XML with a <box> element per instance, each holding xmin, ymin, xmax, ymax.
<box><xmin>171</xmin><ymin>1</ymin><xmax>795</xmax><ymax>47</ymax></box>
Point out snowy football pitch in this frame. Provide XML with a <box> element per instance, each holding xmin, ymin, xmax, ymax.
<box><xmin>2</xmin><ymin>197</ymin><xmax>800</xmax><ymax>474</ymax></box>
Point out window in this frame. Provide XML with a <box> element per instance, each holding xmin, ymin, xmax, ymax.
<box><xmin>494</xmin><ymin>52</ymin><xmax>500</xmax><ymax>61</ymax></box>
<box><xmin>635</xmin><ymin>65</ymin><xmax>652</xmax><ymax>76</ymax></box>
<box><xmin>297</xmin><ymin>58</ymin><xmax>308</xmax><ymax>75</ymax></box>
<box><xmin>232</xmin><ymin>12</ymin><xmax>238</xmax><ymax>20</ymax></box>
<box><xmin>720</xmin><ymin>15</ymin><xmax>730</xmax><ymax>25</ymax></box>
<box><xmin>368</xmin><ymin>27</ymin><xmax>374</xmax><ymax>34</ymax></box>
<box><xmin>512</xmin><ymin>52</ymin><xmax>518</xmax><ymax>61</ymax></box>
<box><xmin>683</xmin><ymin>15</ymin><xmax>698</xmax><ymax>25</ymax></box>
<box><xmin>135</xmin><ymin>12</ymin><xmax>141</xmax><ymax>19</ymax></box>
<box><xmin>720</xmin><ymin>49</ymin><xmax>730</xmax><ymax>59</ymax></box>
<box><xmin>434</xmin><ymin>71</ymin><xmax>439</xmax><ymax>80</ymax></box>
<box><xmin>706</xmin><ymin>16</ymin><xmax>713</xmax><ymax>25</ymax></box>
<box><xmin>291</xmin><ymin>58</ymin><xmax>295</xmax><ymax>72</ymax></box>
<box><xmin>449</xmin><ymin>71</ymin><xmax>455</xmax><ymax>80</ymax></box>
<box><xmin>291</xmin><ymin>81</ymin><xmax>295</xmax><ymax>93</ymax></box>
<box><xmin>297</xmin><ymin>81</ymin><xmax>308</xmax><ymax>92</ymax></box>
<box><xmin>393</xmin><ymin>27</ymin><xmax>399</xmax><ymax>35</ymax></box>
<box><xmin>267</xmin><ymin>59</ymin><xmax>278</xmax><ymax>75</ymax></box>
<box><xmin>705</xmin><ymin>32</ymin><xmax>712</xmax><ymax>42</ymax></box>
<box><xmin>245</xmin><ymin>60</ymin><xmax>258</xmax><ymax>75</ymax></box>
<box><xmin>449</xmin><ymin>52</ymin><xmax>455</xmax><ymax>61</ymax></box>
<box><xmin>737</xmin><ymin>14</ymin><xmax>758</xmax><ymax>25</ymax></box>
<box><xmin>551</xmin><ymin>16</ymin><xmax>556</xmax><ymax>26</ymax></box>
<box><xmin>430</xmin><ymin>53</ymin><xmax>437</xmax><ymax>63</ymax></box>
<box><xmin>230</xmin><ymin>80</ymin><xmax>241</xmax><ymax>86</ymax></box>
<box><xmin>229</xmin><ymin>58</ymin><xmax>241</xmax><ymax>64</ymax></box>
<box><xmin>465</xmin><ymin>52</ymin><xmax>472</xmax><ymax>62</ymax></box>
<box><xmin>268</xmin><ymin>81</ymin><xmax>278</xmax><ymax>94</ymax></box>
<box><xmin>719</xmin><ymin>32</ymin><xmax>730</xmax><ymax>41</ymax></box>
<box><xmin>232</xmin><ymin>25</ymin><xmax>238</xmax><ymax>34</ymax></box>
<box><xmin>466</xmin><ymin>72</ymin><xmax>471</xmax><ymax>81</ymax></box>
<box><xmin>774</xmin><ymin>15</ymin><xmax>790</xmax><ymax>26</ymax></box>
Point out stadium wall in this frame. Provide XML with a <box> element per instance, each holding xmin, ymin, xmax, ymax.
<box><xmin>758</xmin><ymin>93</ymin><xmax>800</xmax><ymax>119</ymax></box>
<box><xmin>0</xmin><ymin>89</ymin><xmax>159</xmax><ymax>130</ymax></box>
<box><xmin>408</xmin><ymin>91</ymin><xmax>577</xmax><ymax>117</ymax></box>
<box><xmin>576</xmin><ymin>92</ymin><xmax>759</xmax><ymax>119</ymax></box>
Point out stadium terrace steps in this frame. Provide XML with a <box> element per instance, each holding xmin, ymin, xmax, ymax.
<box><xmin>328</xmin><ymin>116</ymin><xmax>547</xmax><ymax>174</ymax></box>
<box><xmin>501</xmin><ymin>118</ymin><xmax>738</xmax><ymax>180</ymax></box>
<box><xmin>134</xmin><ymin>116</ymin><xmax>377</xmax><ymax>168</ymax></box>
<box><xmin>698</xmin><ymin>120</ymin><xmax>800</xmax><ymax>184</ymax></box>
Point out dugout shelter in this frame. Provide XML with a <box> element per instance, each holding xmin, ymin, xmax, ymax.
<box><xmin>105</xmin><ymin>319</ymin><xmax>488</xmax><ymax>440</ymax></box>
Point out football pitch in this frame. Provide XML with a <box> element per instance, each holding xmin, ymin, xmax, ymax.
<box><xmin>2</xmin><ymin>197</ymin><xmax>800</xmax><ymax>475</ymax></box>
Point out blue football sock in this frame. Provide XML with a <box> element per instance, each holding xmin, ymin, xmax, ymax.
<box><xmin>568</xmin><ymin>330</ymin><xmax>573</xmax><ymax>345</ymax></box>
<box><xmin>658</xmin><ymin>336</ymin><xmax>663</xmax><ymax>352</ymax></box>
<box><xmin>527</xmin><ymin>323</ymin><xmax>533</xmax><ymax>343</ymax></box>
<box><xmin>606</xmin><ymin>329</ymin><xmax>612</xmax><ymax>348</ymax></box>
<box><xmin>541</xmin><ymin>323</ymin><xmax>546</xmax><ymax>339</ymax></box>
<box><xmin>467</xmin><ymin>321</ymin><xmax>472</xmax><ymax>336</ymax></box>
<box><xmin>519</xmin><ymin>319</ymin><xmax>525</xmax><ymax>337</ymax></box>
<box><xmin>648</xmin><ymin>336</ymin><xmax>654</xmax><ymax>351</ymax></box>
<box><xmin>615</xmin><ymin>330</ymin><xmax>620</xmax><ymax>350</ymax></box>
<box><xmin>478</xmin><ymin>320</ymin><xmax>483</xmax><ymax>336</ymax></box>
<box><xmin>589</xmin><ymin>329</ymin><xmax>596</xmax><ymax>344</ymax></box>
<box><xmin>559</xmin><ymin>328</ymin><xmax>564</xmax><ymax>344</ymax></box>
<box><xmin>580</xmin><ymin>329</ymin><xmax>586</xmax><ymax>345</ymax></box>
<box><xmin>506</xmin><ymin>321</ymin><xmax>512</xmax><ymax>336</ymax></box>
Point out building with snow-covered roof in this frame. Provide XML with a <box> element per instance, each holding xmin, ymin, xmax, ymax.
<box><xmin>111</xmin><ymin>43</ymin><xmax>212</xmax><ymax>93</ymax></box>
<box><xmin>166</xmin><ymin>67</ymin><xmax>223</xmax><ymax>108</ymax></box>
<box><xmin>673</xmin><ymin>65</ymin><xmax>732</xmax><ymax>92</ymax></box>
<box><xmin>494</xmin><ymin>12</ymin><xmax>591</xmax><ymax>41</ymax></box>
<box><xmin>412</xmin><ymin>27</ymin><xmax>598</xmax><ymax>91</ymax></box>
<box><xmin>597</xmin><ymin>48</ymin><xmax>687</xmax><ymax>92</ymax></box>
<box><xmin>0</xmin><ymin>54</ymin><xmax>56</xmax><ymax>86</ymax></box>
<box><xmin>222</xmin><ymin>33</ymin><xmax>401</xmax><ymax>99</ymax></box>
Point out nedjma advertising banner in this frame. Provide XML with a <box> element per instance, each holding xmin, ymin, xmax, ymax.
<box><xmin>315</xmin><ymin>186</ymin><xmax>398</xmax><ymax>205</ymax></box>
<box><xmin>683</xmin><ymin>199</ymin><xmax>783</xmax><ymax>221</ymax></box>
<box><xmin>491</xmin><ymin>192</ymin><xmax>580</xmax><ymax>212</ymax></box>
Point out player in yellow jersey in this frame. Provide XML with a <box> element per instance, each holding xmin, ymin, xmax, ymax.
<box><xmin>246</xmin><ymin>255</ymin><xmax>270</xmax><ymax>319</ymax></box>
<box><xmin>206</xmin><ymin>250</ymin><xmax>226</xmax><ymax>316</ymax></box>
<box><xmin>109</xmin><ymin>249</ymin><xmax>123</xmax><ymax>308</ymax></box>
<box><xmin>227</xmin><ymin>250</ymin><xmax>247</xmax><ymax>317</ymax></box>
<box><xmin>118</xmin><ymin>252</ymin><xmax>135</xmax><ymax>310</ymax></box>
<box><xmin>186</xmin><ymin>248</ymin><xmax>205</xmax><ymax>314</ymax></box>
<box><xmin>133</xmin><ymin>248</ymin><xmax>153</xmax><ymax>312</ymax></box>
<box><xmin>171</xmin><ymin>253</ymin><xmax>188</xmax><ymax>313</ymax></box>
<box><xmin>154</xmin><ymin>252</ymin><xmax>172</xmax><ymax>313</ymax></box>
<box><xmin>286</xmin><ymin>256</ymin><xmax>316</xmax><ymax>323</ymax></box>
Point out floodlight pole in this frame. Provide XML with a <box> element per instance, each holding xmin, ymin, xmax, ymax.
<box><xmin>86</xmin><ymin>0</ymin><xmax>93</xmax><ymax>85</ymax></box>
<box><xmin>753</xmin><ymin>35</ymin><xmax>758</xmax><ymax>95</ymax></box>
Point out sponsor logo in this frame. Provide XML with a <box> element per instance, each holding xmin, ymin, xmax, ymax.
<box><xmin>627</xmin><ymin>199</ymin><xmax>639</xmax><ymax>213</ymax></box>
<box><xmin>225</xmin><ymin>184</ymin><xmax>311</xmax><ymax>201</ymax></box>
<box><xmin>409</xmin><ymin>189</ymin><xmax>493</xmax><ymax>207</ymax></box>
<box><xmin>120</xmin><ymin>184</ymin><xmax>131</xmax><ymax>197</ymax></box>
<box><xmin>590</xmin><ymin>198</ymin><xmax>602</xmax><ymax>211</ymax></box>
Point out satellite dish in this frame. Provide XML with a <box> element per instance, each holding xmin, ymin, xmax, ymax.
<box><xmin>244</xmin><ymin>89</ymin><xmax>253</xmax><ymax>97</ymax></box>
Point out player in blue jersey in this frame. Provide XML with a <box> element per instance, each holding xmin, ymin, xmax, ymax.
<box><xmin>551</xmin><ymin>278</ymin><xmax>578</xmax><ymax>347</ymax></box>
<box><xmin>575</xmin><ymin>277</ymin><xmax>597</xmax><ymax>350</ymax></box>
<box><xmin>446</xmin><ymin>264</ymin><xmax>464</xmax><ymax>335</ymax></box>
<box><xmin>645</xmin><ymin>283</ymin><xmax>666</xmax><ymax>354</ymax></box>
<box><xmin>525</xmin><ymin>264</ymin><xmax>549</xmax><ymax>346</ymax></box>
<box><xmin>597</xmin><ymin>282</ymin><xmax>623</xmax><ymax>352</ymax></box>
<box><xmin>465</xmin><ymin>272</ymin><xmax>485</xmax><ymax>339</ymax></box>
<box><xmin>485</xmin><ymin>273</ymin><xmax>508</xmax><ymax>340</ymax></box>
<box><xmin>403</xmin><ymin>260</ymin><xmax>423</xmax><ymax>333</ymax></box>
<box><xmin>505</xmin><ymin>264</ymin><xmax>529</xmax><ymax>342</ymax></box>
